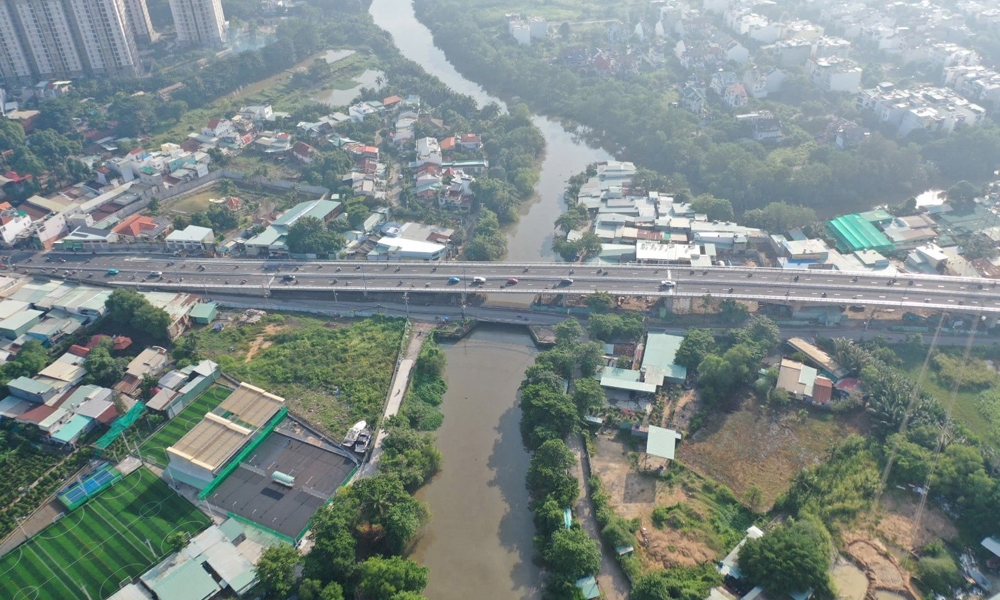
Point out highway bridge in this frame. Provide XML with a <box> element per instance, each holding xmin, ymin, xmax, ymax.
<box><xmin>19</xmin><ymin>254</ymin><xmax>1000</xmax><ymax>315</ymax></box>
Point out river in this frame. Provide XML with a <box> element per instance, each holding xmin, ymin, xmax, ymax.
<box><xmin>367</xmin><ymin>1</ymin><xmax>611</xmax><ymax>596</ymax></box>
<box><xmin>369</xmin><ymin>0</ymin><xmax>612</xmax><ymax>262</ymax></box>
<box><xmin>409</xmin><ymin>327</ymin><xmax>542</xmax><ymax>600</ymax></box>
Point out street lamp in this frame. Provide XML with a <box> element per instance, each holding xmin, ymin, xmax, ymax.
<box><xmin>403</xmin><ymin>292</ymin><xmax>409</xmax><ymax>318</ymax></box>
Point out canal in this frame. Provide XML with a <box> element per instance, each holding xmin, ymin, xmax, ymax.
<box><xmin>409</xmin><ymin>327</ymin><xmax>542</xmax><ymax>600</ymax></box>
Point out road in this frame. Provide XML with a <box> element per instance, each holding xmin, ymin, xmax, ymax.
<box><xmin>17</xmin><ymin>253</ymin><xmax>1000</xmax><ymax>314</ymax></box>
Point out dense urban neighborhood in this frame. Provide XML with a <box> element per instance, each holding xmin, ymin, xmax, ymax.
<box><xmin>4</xmin><ymin>0</ymin><xmax>1000</xmax><ymax>599</ymax></box>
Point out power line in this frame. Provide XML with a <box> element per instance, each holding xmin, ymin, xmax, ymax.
<box><xmin>868</xmin><ymin>311</ymin><xmax>947</xmax><ymax>524</ymax></box>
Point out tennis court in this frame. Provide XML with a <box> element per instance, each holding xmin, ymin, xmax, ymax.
<box><xmin>140</xmin><ymin>386</ymin><xmax>232</xmax><ymax>467</ymax></box>
<box><xmin>0</xmin><ymin>467</ymin><xmax>210</xmax><ymax>600</ymax></box>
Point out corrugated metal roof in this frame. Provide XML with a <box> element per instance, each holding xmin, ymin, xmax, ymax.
<box><xmin>189</xmin><ymin>302</ymin><xmax>217</xmax><ymax>321</ymax></box>
<box><xmin>0</xmin><ymin>309</ymin><xmax>44</xmax><ymax>332</ymax></box>
<box><xmin>218</xmin><ymin>382</ymin><xmax>284</xmax><ymax>428</ymax></box>
<box><xmin>646</xmin><ymin>426</ymin><xmax>680</xmax><ymax>460</ymax></box>
<box><xmin>166</xmin><ymin>413</ymin><xmax>252</xmax><ymax>472</ymax></box>
<box><xmin>641</xmin><ymin>332</ymin><xmax>688</xmax><ymax>383</ymax></box>
<box><xmin>51</xmin><ymin>414</ymin><xmax>92</xmax><ymax>443</ymax></box>
<box><xmin>826</xmin><ymin>214</ymin><xmax>893</xmax><ymax>252</ymax></box>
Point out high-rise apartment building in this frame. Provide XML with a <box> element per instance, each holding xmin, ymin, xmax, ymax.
<box><xmin>121</xmin><ymin>0</ymin><xmax>156</xmax><ymax>44</ymax></box>
<box><xmin>0</xmin><ymin>0</ymin><xmax>141</xmax><ymax>84</ymax></box>
<box><xmin>168</xmin><ymin>0</ymin><xmax>226</xmax><ymax>46</ymax></box>
<box><xmin>0</xmin><ymin>2</ymin><xmax>34</xmax><ymax>82</ymax></box>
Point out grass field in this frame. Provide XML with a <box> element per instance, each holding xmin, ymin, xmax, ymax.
<box><xmin>140</xmin><ymin>386</ymin><xmax>233</xmax><ymax>467</ymax></box>
<box><xmin>0</xmin><ymin>468</ymin><xmax>210</xmax><ymax>600</ymax></box>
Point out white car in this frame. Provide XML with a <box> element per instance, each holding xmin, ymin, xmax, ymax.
<box><xmin>660</xmin><ymin>280</ymin><xmax>676</xmax><ymax>289</ymax></box>
<box><xmin>472</xmin><ymin>276</ymin><xmax>486</xmax><ymax>285</ymax></box>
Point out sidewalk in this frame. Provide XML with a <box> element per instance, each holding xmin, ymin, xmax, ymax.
<box><xmin>567</xmin><ymin>433</ymin><xmax>632</xmax><ymax>600</ymax></box>
<box><xmin>359</xmin><ymin>322</ymin><xmax>433</xmax><ymax>477</ymax></box>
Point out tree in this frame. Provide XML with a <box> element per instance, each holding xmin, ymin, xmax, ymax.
<box><xmin>738</xmin><ymin>517</ymin><xmax>834</xmax><ymax>600</ymax></box>
<box><xmin>465</xmin><ymin>208</ymin><xmax>507</xmax><ymax>261</ymax></box>
<box><xmin>544</xmin><ymin>528</ymin><xmax>601</xmax><ymax>580</ymax></box>
<box><xmin>255</xmin><ymin>544</ymin><xmax>302</xmax><ymax>599</ymax></box>
<box><xmin>915</xmin><ymin>554</ymin><xmax>961</xmax><ymax>595</ymax></box>
<box><xmin>675</xmin><ymin>329</ymin><xmax>715</xmax><ymax>371</ymax></box>
<box><xmin>300</xmin><ymin>579</ymin><xmax>345</xmax><ymax>600</ymax></box>
<box><xmin>583</xmin><ymin>291</ymin><xmax>614</xmax><ymax>312</ymax></box>
<box><xmin>304</xmin><ymin>493</ymin><xmax>358</xmax><ymax>584</ymax></box>
<box><xmin>356</xmin><ymin>556</ymin><xmax>428</xmax><ymax>600</ymax></box>
<box><xmin>690</xmin><ymin>194</ymin><xmax>734</xmax><ymax>222</ymax></box>
<box><xmin>108</xmin><ymin>94</ymin><xmax>157</xmax><ymax>137</ymax></box>
<box><xmin>572</xmin><ymin>378</ymin><xmax>606</xmax><ymax>417</ymax></box>
<box><xmin>632</xmin><ymin>564</ymin><xmax>722</xmax><ymax>600</ymax></box>
<box><xmin>165</xmin><ymin>532</ymin><xmax>189</xmax><ymax>553</ymax></box>
<box><xmin>352</xmin><ymin>474</ymin><xmax>429</xmax><ymax>554</ymax></box>
<box><xmin>718</xmin><ymin>299</ymin><xmax>750</xmax><ymax>325</ymax></box>
<box><xmin>84</xmin><ymin>338</ymin><xmax>125</xmax><ymax>387</ymax></box>
<box><xmin>104</xmin><ymin>289</ymin><xmax>171</xmax><ymax>342</ymax></box>
<box><xmin>575</xmin><ymin>341</ymin><xmax>604</xmax><ymax>377</ymax></box>
<box><xmin>286</xmin><ymin>216</ymin><xmax>345</xmax><ymax>256</ymax></box>
<box><xmin>5</xmin><ymin>339</ymin><xmax>49</xmax><ymax>379</ymax></box>
<box><xmin>526</xmin><ymin>439</ymin><xmax>579</xmax><ymax>506</ymax></box>
<box><xmin>554</xmin><ymin>319</ymin><xmax>583</xmax><ymax>347</ymax></box>
<box><xmin>0</xmin><ymin>117</ymin><xmax>26</xmax><ymax>151</ymax></box>
<box><xmin>139</xmin><ymin>373</ymin><xmax>159</xmax><ymax>401</ymax></box>
<box><xmin>743</xmin><ymin>202</ymin><xmax>817</xmax><ymax>233</ymax></box>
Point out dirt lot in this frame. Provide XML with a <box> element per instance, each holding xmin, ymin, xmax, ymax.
<box><xmin>590</xmin><ymin>432</ymin><xmax>720</xmax><ymax>569</ymax></box>
<box><xmin>842</xmin><ymin>533</ymin><xmax>914</xmax><ymax>595</ymax></box>
<box><xmin>875</xmin><ymin>489</ymin><xmax>958</xmax><ymax>550</ymax></box>
<box><xmin>678</xmin><ymin>397</ymin><xmax>865</xmax><ymax>510</ymax></box>
<box><xmin>244</xmin><ymin>323</ymin><xmax>286</xmax><ymax>362</ymax></box>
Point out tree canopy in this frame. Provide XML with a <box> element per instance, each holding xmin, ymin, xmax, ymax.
<box><xmin>255</xmin><ymin>544</ymin><xmax>302</xmax><ymax>599</ymax></box>
<box><xmin>104</xmin><ymin>289</ymin><xmax>171</xmax><ymax>343</ymax></box>
<box><xmin>356</xmin><ymin>556</ymin><xmax>428</xmax><ymax>600</ymax></box>
<box><xmin>738</xmin><ymin>517</ymin><xmax>834</xmax><ymax>600</ymax></box>
<box><xmin>286</xmin><ymin>216</ymin><xmax>346</xmax><ymax>256</ymax></box>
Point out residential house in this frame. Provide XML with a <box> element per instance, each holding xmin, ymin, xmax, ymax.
<box><xmin>680</xmin><ymin>83</ymin><xmax>708</xmax><ymax>115</ymax></box>
<box><xmin>808</xmin><ymin>57</ymin><xmax>863</xmax><ymax>94</ymax></box>
<box><xmin>413</xmin><ymin>137</ymin><xmax>443</xmax><ymax>167</ymax></box>
<box><xmin>382</xmin><ymin>95</ymin><xmax>403</xmax><ymax>110</ymax></box>
<box><xmin>724</xmin><ymin>84</ymin><xmax>749</xmax><ymax>108</ymax></box>
<box><xmin>238</xmin><ymin>104</ymin><xmax>273</xmax><ymax>123</ymax></box>
<box><xmin>458</xmin><ymin>133</ymin><xmax>483</xmax><ymax>150</ymax></box>
<box><xmin>112</xmin><ymin>214</ymin><xmax>169</xmax><ymax>240</ymax></box>
<box><xmin>709</xmin><ymin>70</ymin><xmax>739</xmax><ymax>94</ymax></box>
<box><xmin>56</xmin><ymin>227</ymin><xmax>119</xmax><ymax>251</ymax></box>
<box><xmin>291</xmin><ymin>142</ymin><xmax>317</xmax><ymax>164</ymax></box>
<box><xmin>244</xmin><ymin>199</ymin><xmax>343</xmax><ymax>256</ymax></box>
<box><xmin>114</xmin><ymin>346</ymin><xmax>169</xmax><ymax>397</ymax></box>
<box><xmin>0</xmin><ymin>203</ymin><xmax>31</xmax><ymax>246</ymax></box>
<box><xmin>776</xmin><ymin>358</ymin><xmax>834</xmax><ymax>405</ymax></box>
<box><xmin>736</xmin><ymin>111</ymin><xmax>783</xmax><ymax>142</ymax></box>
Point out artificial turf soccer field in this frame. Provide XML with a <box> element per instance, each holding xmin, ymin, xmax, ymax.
<box><xmin>140</xmin><ymin>385</ymin><xmax>233</xmax><ymax>467</ymax></box>
<box><xmin>0</xmin><ymin>467</ymin><xmax>211</xmax><ymax>600</ymax></box>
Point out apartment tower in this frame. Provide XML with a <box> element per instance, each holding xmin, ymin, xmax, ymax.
<box><xmin>168</xmin><ymin>0</ymin><xmax>226</xmax><ymax>46</ymax></box>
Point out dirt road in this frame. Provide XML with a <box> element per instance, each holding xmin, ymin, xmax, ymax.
<box><xmin>567</xmin><ymin>433</ymin><xmax>631</xmax><ymax>600</ymax></box>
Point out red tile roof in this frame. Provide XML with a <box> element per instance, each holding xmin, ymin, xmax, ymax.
<box><xmin>68</xmin><ymin>344</ymin><xmax>91</xmax><ymax>357</ymax></box>
<box><xmin>440</xmin><ymin>137</ymin><xmax>455</xmax><ymax>151</ymax></box>
<box><xmin>207</xmin><ymin>118</ymin><xmax>221</xmax><ymax>130</ymax></box>
<box><xmin>383</xmin><ymin>95</ymin><xmax>403</xmax><ymax>106</ymax></box>
<box><xmin>292</xmin><ymin>141</ymin><xmax>315</xmax><ymax>156</ymax></box>
<box><xmin>112</xmin><ymin>214</ymin><xmax>158</xmax><ymax>237</ymax></box>
<box><xmin>112</xmin><ymin>336</ymin><xmax>132</xmax><ymax>351</ymax></box>
<box><xmin>86</xmin><ymin>334</ymin><xmax>110</xmax><ymax>349</ymax></box>
<box><xmin>460</xmin><ymin>133</ymin><xmax>481</xmax><ymax>144</ymax></box>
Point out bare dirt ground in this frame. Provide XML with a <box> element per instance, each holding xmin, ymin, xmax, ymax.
<box><xmin>590</xmin><ymin>432</ymin><xmax>718</xmax><ymax>569</ymax></box>
<box><xmin>842</xmin><ymin>533</ymin><xmax>916</xmax><ymax>597</ymax></box>
<box><xmin>678</xmin><ymin>397</ymin><xmax>865</xmax><ymax>510</ymax></box>
<box><xmin>875</xmin><ymin>490</ymin><xmax>958</xmax><ymax>550</ymax></box>
<box><xmin>244</xmin><ymin>323</ymin><xmax>285</xmax><ymax>362</ymax></box>
<box><xmin>667</xmin><ymin>388</ymin><xmax>699</xmax><ymax>430</ymax></box>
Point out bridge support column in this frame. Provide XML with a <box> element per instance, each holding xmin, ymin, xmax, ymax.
<box><xmin>561</xmin><ymin>295</ymin><xmax>567</xmax><ymax>308</ymax></box>
<box><xmin>461</xmin><ymin>291</ymin><xmax>467</xmax><ymax>303</ymax></box>
<box><xmin>363</xmin><ymin>289</ymin><xmax>368</xmax><ymax>298</ymax></box>
<box><xmin>659</xmin><ymin>296</ymin><xmax>674</xmax><ymax>316</ymax></box>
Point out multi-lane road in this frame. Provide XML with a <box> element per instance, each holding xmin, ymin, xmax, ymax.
<box><xmin>17</xmin><ymin>253</ymin><xmax>1000</xmax><ymax>314</ymax></box>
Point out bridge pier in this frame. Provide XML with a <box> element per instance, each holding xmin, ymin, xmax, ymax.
<box><xmin>659</xmin><ymin>296</ymin><xmax>674</xmax><ymax>316</ymax></box>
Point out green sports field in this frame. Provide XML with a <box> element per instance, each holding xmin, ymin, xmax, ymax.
<box><xmin>0</xmin><ymin>467</ymin><xmax>211</xmax><ymax>600</ymax></box>
<box><xmin>140</xmin><ymin>386</ymin><xmax>233</xmax><ymax>467</ymax></box>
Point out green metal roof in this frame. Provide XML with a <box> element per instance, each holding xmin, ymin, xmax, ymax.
<box><xmin>149</xmin><ymin>560</ymin><xmax>220</xmax><ymax>600</ymax></box>
<box><xmin>576</xmin><ymin>576</ymin><xmax>601</xmax><ymax>600</ymax></box>
<box><xmin>189</xmin><ymin>302</ymin><xmax>217</xmax><ymax>321</ymax></box>
<box><xmin>8</xmin><ymin>376</ymin><xmax>52</xmax><ymax>395</ymax></box>
<box><xmin>51</xmin><ymin>414</ymin><xmax>92</xmax><ymax>443</ymax></box>
<box><xmin>0</xmin><ymin>309</ymin><xmax>44</xmax><ymax>332</ymax></box>
<box><xmin>826</xmin><ymin>214</ymin><xmax>894</xmax><ymax>253</ymax></box>
<box><xmin>641</xmin><ymin>332</ymin><xmax>688</xmax><ymax>383</ymax></box>
<box><xmin>272</xmin><ymin>199</ymin><xmax>341</xmax><ymax>227</ymax></box>
<box><xmin>646</xmin><ymin>426</ymin><xmax>680</xmax><ymax>460</ymax></box>
<box><xmin>858</xmin><ymin>209</ymin><xmax>893</xmax><ymax>224</ymax></box>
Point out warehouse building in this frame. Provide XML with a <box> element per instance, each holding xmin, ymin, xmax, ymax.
<box><xmin>165</xmin><ymin>383</ymin><xmax>285</xmax><ymax>490</ymax></box>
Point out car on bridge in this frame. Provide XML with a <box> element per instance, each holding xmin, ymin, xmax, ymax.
<box><xmin>506</xmin><ymin>277</ymin><xmax>519</xmax><ymax>285</ymax></box>
<box><xmin>448</xmin><ymin>276</ymin><xmax>461</xmax><ymax>285</ymax></box>
<box><xmin>472</xmin><ymin>276</ymin><xmax>486</xmax><ymax>285</ymax></box>
<box><xmin>660</xmin><ymin>280</ymin><xmax>676</xmax><ymax>289</ymax></box>
<box><xmin>559</xmin><ymin>278</ymin><xmax>574</xmax><ymax>286</ymax></box>
<box><xmin>282</xmin><ymin>274</ymin><xmax>296</xmax><ymax>282</ymax></box>
<box><xmin>106</xmin><ymin>269</ymin><xmax>119</xmax><ymax>276</ymax></box>
<box><xmin>148</xmin><ymin>271</ymin><xmax>162</xmax><ymax>279</ymax></box>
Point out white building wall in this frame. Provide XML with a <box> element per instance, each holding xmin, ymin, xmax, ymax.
<box><xmin>0</xmin><ymin>3</ymin><xmax>33</xmax><ymax>82</ymax></box>
<box><xmin>14</xmin><ymin>0</ymin><xmax>86</xmax><ymax>77</ymax></box>
<box><xmin>169</xmin><ymin>0</ymin><xmax>226</xmax><ymax>46</ymax></box>
<box><xmin>121</xmin><ymin>0</ymin><xmax>155</xmax><ymax>43</ymax></box>
<box><xmin>67</xmin><ymin>0</ymin><xmax>140</xmax><ymax>76</ymax></box>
